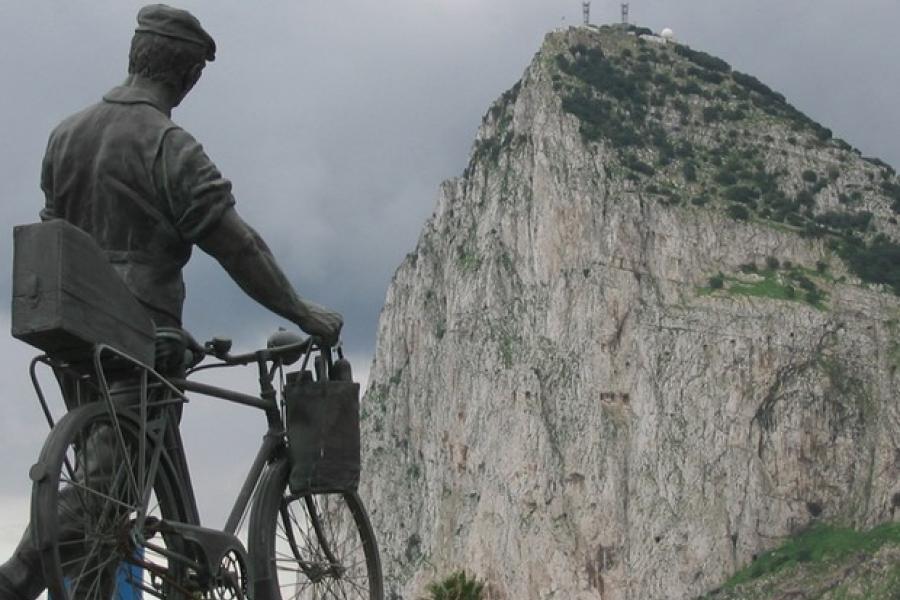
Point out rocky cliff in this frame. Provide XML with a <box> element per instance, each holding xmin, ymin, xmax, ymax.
<box><xmin>359</xmin><ymin>25</ymin><xmax>900</xmax><ymax>599</ymax></box>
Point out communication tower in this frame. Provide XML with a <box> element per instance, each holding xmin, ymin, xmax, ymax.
<box><xmin>582</xmin><ymin>2</ymin><xmax>590</xmax><ymax>26</ymax></box>
<box><xmin>621</xmin><ymin>3</ymin><xmax>629</xmax><ymax>25</ymax></box>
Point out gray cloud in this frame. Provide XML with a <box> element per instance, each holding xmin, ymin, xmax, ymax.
<box><xmin>0</xmin><ymin>0</ymin><xmax>897</xmax><ymax>546</ymax></box>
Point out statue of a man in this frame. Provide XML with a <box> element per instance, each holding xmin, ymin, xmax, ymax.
<box><xmin>0</xmin><ymin>5</ymin><xmax>343</xmax><ymax>598</ymax></box>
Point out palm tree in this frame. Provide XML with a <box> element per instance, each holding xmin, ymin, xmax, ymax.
<box><xmin>425</xmin><ymin>571</ymin><xmax>485</xmax><ymax>600</ymax></box>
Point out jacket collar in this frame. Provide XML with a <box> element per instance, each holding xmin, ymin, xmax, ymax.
<box><xmin>102</xmin><ymin>85</ymin><xmax>170</xmax><ymax>116</ymax></box>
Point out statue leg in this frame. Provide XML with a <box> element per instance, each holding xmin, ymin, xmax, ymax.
<box><xmin>0</xmin><ymin>524</ymin><xmax>43</xmax><ymax>600</ymax></box>
<box><xmin>0</xmin><ymin>422</ymin><xmax>121</xmax><ymax>600</ymax></box>
<box><xmin>0</xmin><ymin>333</ymin><xmax>188</xmax><ymax>599</ymax></box>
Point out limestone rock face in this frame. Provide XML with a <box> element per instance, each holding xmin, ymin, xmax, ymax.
<box><xmin>359</xmin><ymin>25</ymin><xmax>900</xmax><ymax>599</ymax></box>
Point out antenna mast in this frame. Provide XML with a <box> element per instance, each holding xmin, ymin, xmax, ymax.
<box><xmin>621</xmin><ymin>3</ymin><xmax>629</xmax><ymax>25</ymax></box>
<box><xmin>582</xmin><ymin>2</ymin><xmax>591</xmax><ymax>26</ymax></box>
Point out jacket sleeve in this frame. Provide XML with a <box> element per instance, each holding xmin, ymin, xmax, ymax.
<box><xmin>155</xmin><ymin>127</ymin><xmax>236</xmax><ymax>242</ymax></box>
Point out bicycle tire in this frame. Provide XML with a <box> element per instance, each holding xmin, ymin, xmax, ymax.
<box><xmin>248</xmin><ymin>458</ymin><xmax>384</xmax><ymax>600</ymax></box>
<box><xmin>31</xmin><ymin>400</ymin><xmax>193</xmax><ymax>600</ymax></box>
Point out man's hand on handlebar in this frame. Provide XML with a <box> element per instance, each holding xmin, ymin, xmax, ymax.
<box><xmin>297</xmin><ymin>300</ymin><xmax>343</xmax><ymax>347</ymax></box>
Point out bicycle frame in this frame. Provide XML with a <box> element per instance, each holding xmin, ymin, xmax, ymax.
<box><xmin>169</xmin><ymin>377</ymin><xmax>283</xmax><ymax>536</ymax></box>
<box><xmin>28</xmin><ymin>334</ymin><xmax>382</xmax><ymax>600</ymax></box>
<box><xmin>29</xmin><ymin>339</ymin><xmax>306</xmax><ymax>539</ymax></box>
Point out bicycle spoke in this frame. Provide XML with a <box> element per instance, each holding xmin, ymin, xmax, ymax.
<box><xmin>37</xmin><ymin>404</ymin><xmax>191</xmax><ymax>600</ymax></box>
<box><xmin>123</xmin><ymin>572</ymin><xmax>168</xmax><ymax>600</ymax></box>
<box><xmin>57</xmin><ymin>537</ymin><xmax>92</xmax><ymax>548</ymax></box>
<box><xmin>328</xmin><ymin>576</ymin><xmax>353</xmax><ymax>600</ymax></box>
<box><xmin>343</xmin><ymin>577</ymin><xmax>369</xmax><ymax>593</ymax></box>
<box><xmin>60</xmin><ymin>429</ymin><xmax>93</xmax><ymax>518</ymax></box>
<box><xmin>323</xmin><ymin>578</ymin><xmax>340</xmax><ymax>600</ymax></box>
<box><xmin>139</xmin><ymin>369</ymin><xmax>149</xmax><ymax>497</ymax></box>
<box><xmin>88</xmin><ymin>456</ymin><xmax>135</xmax><ymax>535</ymax></box>
<box><xmin>83</xmin><ymin>557</ymin><xmax>116</xmax><ymax>600</ymax></box>
<box><xmin>60</xmin><ymin>477</ymin><xmax>137</xmax><ymax>513</ymax></box>
<box><xmin>78</xmin><ymin>532</ymin><xmax>107</xmax><ymax>568</ymax></box>
<box><xmin>275</xmin><ymin>563</ymin><xmax>324</xmax><ymax>574</ymax></box>
<box><xmin>268</xmin><ymin>491</ymin><xmax>377</xmax><ymax>599</ymax></box>
<box><xmin>69</xmin><ymin>547</ymin><xmax>116</xmax><ymax>598</ymax></box>
<box><xmin>75</xmin><ymin>565</ymin><xmax>109</xmax><ymax>600</ymax></box>
<box><xmin>320</xmin><ymin>498</ymin><xmax>341</xmax><ymax>546</ymax></box>
<box><xmin>283</xmin><ymin>503</ymin><xmax>309</xmax><ymax>543</ymax></box>
<box><xmin>59</xmin><ymin>545</ymin><xmax>117</xmax><ymax>570</ymax></box>
<box><xmin>279</xmin><ymin>503</ymin><xmax>306</xmax><ymax>562</ymax></box>
<box><xmin>280</xmin><ymin>516</ymin><xmax>319</xmax><ymax>569</ymax></box>
<box><xmin>280</xmin><ymin>579</ymin><xmax>313</xmax><ymax>600</ymax></box>
<box><xmin>286</xmin><ymin>501</ymin><xmax>320</xmax><ymax>554</ymax></box>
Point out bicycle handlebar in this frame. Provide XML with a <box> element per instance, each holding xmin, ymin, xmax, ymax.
<box><xmin>204</xmin><ymin>337</ymin><xmax>317</xmax><ymax>366</ymax></box>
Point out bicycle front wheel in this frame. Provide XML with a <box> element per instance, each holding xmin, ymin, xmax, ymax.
<box><xmin>248</xmin><ymin>458</ymin><xmax>383</xmax><ymax>600</ymax></box>
<box><xmin>31</xmin><ymin>400</ymin><xmax>192</xmax><ymax>600</ymax></box>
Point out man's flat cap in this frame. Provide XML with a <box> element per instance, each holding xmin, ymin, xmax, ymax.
<box><xmin>135</xmin><ymin>4</ymin><xmax>216</xmax><ymax>61</ymax></box>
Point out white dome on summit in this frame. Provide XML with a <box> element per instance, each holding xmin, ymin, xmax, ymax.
<box><xmin>661</xmin><ymin>28</ymin><xmax>675</xmax><ymax>39</ymax></box>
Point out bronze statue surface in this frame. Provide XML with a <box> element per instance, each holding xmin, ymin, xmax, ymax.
<box><xmin>0</xmin><ymin>5</ymin><xmax>343</xmax><ymax>598</ymax></box>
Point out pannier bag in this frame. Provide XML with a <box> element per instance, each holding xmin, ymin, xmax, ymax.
<box><xmin>285</xmin><ymin>379</ymin><xmax>361</xmax><ymax>494</ymax></box>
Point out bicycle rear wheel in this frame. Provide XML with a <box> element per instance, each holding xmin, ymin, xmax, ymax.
<box><xmin>31</xmin><ymin>401</ymin><xmax>193</xmax><ymax>600</ymax></box>
<box><xmin>248</xmin><ymin>458</ymin><xmax>383</xmax><ymax>600</ymax></box>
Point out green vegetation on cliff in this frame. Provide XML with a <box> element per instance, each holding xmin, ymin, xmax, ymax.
<box><xmin>703</xmin><ymin>523</ymin><xmax>900</xmax><ymax>599</ymax></box>
<box><xmin>700</xmin><ymin>260</ymin><xmax>828</xmax><ymax>309</ymax></box>
<box><xmin>424</xmin><ymin>571</ymin><xmax>485</xmax><ymax>600</ymax></box>
<box><xmin>547</xmin><ymin>26</ymin><xmax>900</xmax><ymax>298</ymax></box>
<box><xmin>837</xmin><ymin>234</ymin><xmax>900</xmax><ymax>295</ymax></box>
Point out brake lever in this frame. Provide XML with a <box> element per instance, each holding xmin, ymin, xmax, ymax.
<box><xmin>206</xmin><ymin>337</ymin><xmax>233</xmax><ymax>359</ymax></box>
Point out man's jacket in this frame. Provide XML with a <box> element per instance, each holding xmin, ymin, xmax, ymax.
<box><xmin>40</xmin><ymin>85</ymin><xmax>235</xmax><ymax>326</ymax></box>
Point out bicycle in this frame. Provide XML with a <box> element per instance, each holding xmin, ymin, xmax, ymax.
<box><xmin>25</xmin><ymin>330</ymin><xmax>384</xmax><ymax>600</ymax></box>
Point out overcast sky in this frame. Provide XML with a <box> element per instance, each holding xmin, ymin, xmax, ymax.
<box><xmin>1</xmin><ymin>0</ymin><xmax>899</xmax><ymax>560</ymax></box>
